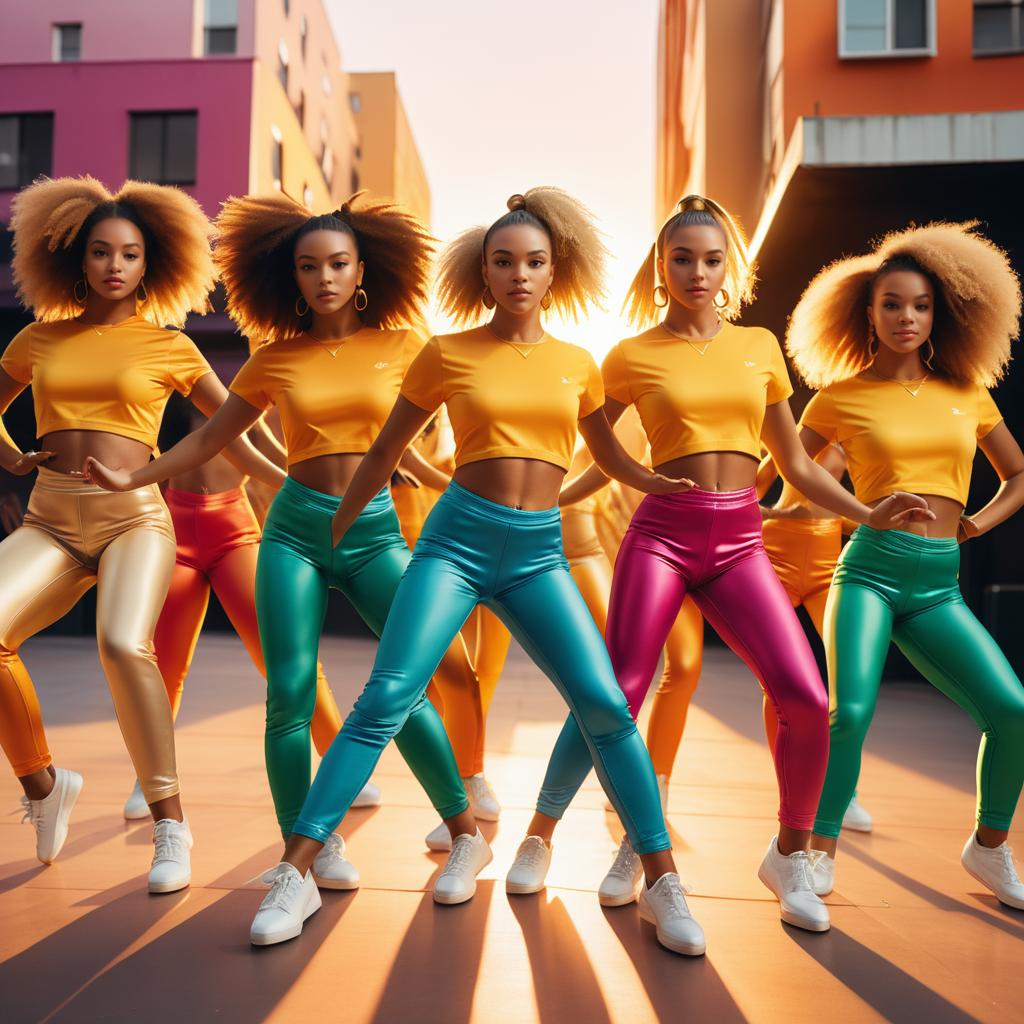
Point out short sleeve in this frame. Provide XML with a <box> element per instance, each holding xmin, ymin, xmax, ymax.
<box><xmin>398</xmin><ymin>329</ymin><xmax>427</xmax><ymax>374</ymax></box>
<box><xmin>229</xmin><ymin>348</ymin><xmax>273</xmax><ymax>412</ymax></box>
<box><xmin>166</xmin><ymin>333</ymin><xmax>212</xmax><ymax>396</ymax></box>
<box><xmin>0</xmin><ymin>326</ymin><xmax>34</xmax><ymax>384</ymax></box>
<box><xmin>400</xmin><ymin>336</ymin><xmax>445</xmax><ymax>412</ymax></box>
<box><xmin>977</xmin><ymin>386</ymin><xmax>1003</xmax><ymax>439</ymax></box>
<box><xmin>799</xmin><ymin>389</ymin><xmax>837</xmax><ymax>443</ymax></box>
<box><xmin>601</xmin><ymin>344</ymin><xmax>632</xmax><ymax>405</ymax></box>
<box><xmin>578</xmin><ymin>352</ymin><xmax>604</xmax><ymax>419</ymax></box>
<box><xmin>765</xmin><ymin>332</ymin><xmax>794</xmax><ymax>404</ymax></box>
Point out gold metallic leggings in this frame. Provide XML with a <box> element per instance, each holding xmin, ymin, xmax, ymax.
<box><xmin>0</xmin><ymin>468</ymin><xmax>178</xmax><ymax>801</ymax></box>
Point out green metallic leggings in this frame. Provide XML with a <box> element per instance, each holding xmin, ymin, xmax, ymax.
<box><xmin>815</xmin><ymin>525</ymin><xmax>1024</xmax><ymax>838</ymax></box>
<box><xmin>256</xmin><ymin>477</ymin><xmax>468</xmax><ymax>835</ymax></box>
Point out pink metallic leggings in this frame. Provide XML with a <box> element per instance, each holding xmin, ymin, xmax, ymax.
<box><xmin>537</xmin><ymin>487</ymin><xmax>829</xmax><ymax>830</ymax></box>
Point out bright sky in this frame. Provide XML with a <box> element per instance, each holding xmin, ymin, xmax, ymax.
<box><xmin>325</xmin><ymin>0</ymin><xmax>661</xmax><ymax>358</ymax></box>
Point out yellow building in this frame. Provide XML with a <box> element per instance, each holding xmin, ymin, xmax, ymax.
<box><xmin>348</xmin><ymin>72</ymin><xmax>432</xmax><ymax>228</ymax></box>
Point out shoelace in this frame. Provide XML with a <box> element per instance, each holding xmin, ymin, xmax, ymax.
<box><xmin>152</xmin><ymin>823</ymin><xmax>187</xmax><ymax>863</ymax></box>
<box><xmin>319</xmin><ymin>834</ymin><xmax>343</xmax><ymax>861</ymax></box>
<box><xmin>261</xmin><ymin>869</ymin><xmax>303</xmax><ymax>912</ymax></box>
<box><xmin>515</xmin><ymin>839</ymin><xmax>548</xmax><ymax>869</ymax></box>
<box><xmin>440</xmin><ymin>837</ymin><xmax>477</xmax><ymax>877</ymax></box>
<box><xmin>654</xmin><ymin>879</ymin><xmax>691</xmax><ymax>919</ymax></box>
<box><xmin>19</xmin><ymin>795</ymin><xmax>41</xmax><ymax>828</ymax></box>
<box><xmin>997</xmin><ymin>844</ymin><xmax>1022</xmax><ymax>884</ymax></box>
<box><xmin>787</xmin><ymin>850</ymin><xmax>815</xmax><ymax>892</ymax></box>
<box><xmin>608</xmin><ymin>839</ymin><xmax>640</xmax><ymax>880</ymax></box>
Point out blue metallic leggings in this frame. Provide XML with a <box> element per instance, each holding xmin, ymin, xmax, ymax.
<box><xmin>293</xmin><ymin>481</ymin><xmax>671</xmax><ymax>854</ymax></box>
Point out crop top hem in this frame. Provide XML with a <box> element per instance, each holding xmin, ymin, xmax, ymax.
<box><xmin>456</xmin><ymin>447</ymin><xmax>571</xmax><ymax>472</ymax></box>
<box><xmin>857</xmin><ymin>483</ymin><xmax>969</xmax><ymax>507</ymax></box>
<box><xmin>652</xmin><ymin>438</ymin><xmax>763</xmax><ymax>464</ymax></box>
<box><xmin>36</xmin><ymin>421</ymin><xmax>159</xmax><ymax>448</ymax></box>
<box><xmin>288</xmin><ymin>443</ymin><xmax>370</xmax><ymax>466</ymax></box>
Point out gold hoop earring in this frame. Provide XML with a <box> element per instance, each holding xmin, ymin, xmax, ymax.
<box><xmin>482</xmin><ymin>287</ymin><xmax>496</xmax><ymax>310</ymax></box>
<box><xmin>867</xmin><ymin>323</ymin><xmax>878</xmax><ymax>360</ymax></box>
<box><xmin>295</xmin><ymin>296</ymin><xmax>310</xmax><ymax>317</ymax></box>
<box><xmin>540</xmin><ymin>290</ymin><xmax>553</xmax><ymax>311</ymax></box>
<box><xmin>713</xmin><ymin>289</ymin><xmax>730</xmax><ymax>311</ymax></box>
<box><xmin>354</xmin><ymin>287</ymin><xmax>368</xmax><ymax>312</ymax></box>
<box><xmin>73</xmin><ymin>278</ymin><xmax>88</xmax><ymax>304</ymax></box>
<box><xmin>136</xmin><ymin>279</ymin><xmax>148</xmax><ymax>304</ymax></box>
<box><xmin>653</xmin><ymin>284</ymin><xmax>668</xmax><ymax>308</ymax></box>
<box><xmin>923</xmin><ymin>337</ymin><xmax>935</xmax><ymax>370</ymax></box>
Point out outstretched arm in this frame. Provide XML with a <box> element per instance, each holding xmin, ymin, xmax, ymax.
<box><xmin>331</xmin><ymin>396</ymin><xmax>434</xmax><ymax>546</ymax></box>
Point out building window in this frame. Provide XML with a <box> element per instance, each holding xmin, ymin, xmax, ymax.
<box><xmin>271</xmin><ymin>126</ymin><xmax>283</xmax><ymax>191</ymax></box>
<box><xmin>974</xmin><ymin>1</ymin><xmax>1024</xmax><ymax>54</ymax></box>
<box><xmin>302</xmin><ymin>183</ymin><xmax>313</xmax><ymax>209</ymax></box>
<box><xmin>283</xmin><ymin>0</ymin><xmax>290</xmax><ymax>15</ymax></box>
<box><xmin>129</xmin><ymin>112</ymin><xmax>198</xmax><ymax>185</ymax></box>
<box><xmin>204</xmin><ymin>0</ymin><xmax>237</xmax><ymax>55</ymax></box>
<box><xmin>349</xmin><ymin>93</ymin><xmax>362</xmax><ymax>113</ymax></box>
<box><xmin>350</xmin><ymin>167</ymin><xmax>360</xmax><ymax>194</ymax></box>
<box><xmin>53</xmin><ymin>23</ymin><xmax>81</xmax><ymax>61</ymax></box>
<box><xmin>278</xmin><ymin>40</ymin><xmax>289</xmax><ymax>94</ymax></box>
<box><xmin>296</xmin><ymin>90</ymin><xmax>305</xmax><ymax>128</ymax></box>
<box><xmin>838</xmin><ymin>0</ymin><xmax>935</xmax><ymax>58</ymax></box>
<box><xmin>300</xmin><ymin>16</ymin><xmax>308</xmax><ymax>60</ymax></box>
<box><xmin>0</xmin><ymin>114</ymin><xmax>54</xmax><ymax>189</ymax></box>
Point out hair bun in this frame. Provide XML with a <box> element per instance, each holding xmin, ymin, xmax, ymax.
<box><xmin>678</xmin><ymin>195</ymin><xmax>706</xmax><ymax>212</ymax></box>
<box><xmin>507</xmin><ymin>194</ymin><xmax>527</xmax><ymax>212</ymax></box>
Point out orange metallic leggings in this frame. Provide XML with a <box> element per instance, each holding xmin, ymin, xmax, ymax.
<box><xmin>154</xmin><ymin>487</ymin><xmax>344</xmax><ymax>754</ymax></box>
<box><xmin>393</xmin><ymin>482</ymin><xmax>507</xmax><ymax>776</ymax></box>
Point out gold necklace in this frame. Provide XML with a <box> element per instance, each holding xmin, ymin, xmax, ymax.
<box><xmin>870</xmin><ymin>367</ymin><xmax>930</xmax><ymax>398</ymax></box>
<box><xmin>485</xmin><ymin>322</ymin><xmax>548</xmax><ymax>359</ymax></box>
<box><xmin>661</xmin><ymin>317</ymin><xmax>722</xmax><ymax>356</ymax></box>
<box><xmin>305</xmin><ymin>331</ymin><xmax>350</xmax><ymax>358</ymax></box>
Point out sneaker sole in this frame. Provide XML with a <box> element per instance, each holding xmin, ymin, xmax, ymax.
<box><xmin>598</xmin><ymin>876</ymin><xmax>643</xmax><ymax>907</ymax></box>
<box><xmin>433</xmin><ymin>845</ymin><xmax>494</xmax><ymax>905</ymax></box>
<box><xmin>39</xmin><ymin>771</ymin><xmax>83</xmax><ymax>865</ymax></box>
<box><xmin>251</xmin><ymin>887</ymin><xmax>323</xmax><ymax>945</ymax></box>
<box><xmin>505</xmin><ymin>878</ymin><xmax>546</xmax><ymax>895</ymax></box>
<box><xmin>961</xmin><ymin>858</ymin><xmax>1024</xmax><ymax>911</ymax></box>
<box><xmin>149</xmin><ymin>872</ymin><xmax>192</xmax><ymax>894</ymax></box>
<box><xmin>425</xmin><ymin>834</ymin><xmax>452</xmax><ymax>852</ymax></box>
<box><xmin>350</xmin><ymin>793</ymin><xmax>382</xmax><ymax>809</ymax></box>
<box><xmin>470</xmin><ymin>805</ymin><xmax>501</xmax><ymax>822</ymax></box>
<box><xmin>841</xmin><ymin>819</ymin><xmax>873</xmax><ymax>834</ymax></box>
<box><xmin>757</xmin><ymin>863</ymin><xmax>831</xmax><ymax>932</ymax></box>
<box><xmin>313</xmin><ymin>873</ymin><xmax>360</xmax><ymax>891</ymax></box>
<box><xmin>638</xmin><ymin>900</ymin><xmax>706</xmax><ymax>956</ymax></box>
<box><xmin>123</xmin><ymin>803</ymin><xmax>151</xmax><ymax>821</ymax></box>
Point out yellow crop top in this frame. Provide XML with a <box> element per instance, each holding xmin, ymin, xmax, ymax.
<box><xmin>230</xmin><ymin>328</ymin><xmax>422</xmax><ymax>466</ymax></box>
<box><xmin>0</xmin><ymin>316</ymin><xmax>211</xmax><ymax>449</ymax></box>
<box><xmin>800</xmin><ymin>374</ymin><xmax>1003</xmax><ymax>506</ymax></box>
<box><xmin>399</xmin><ymin>326</ymin><xmax>604</xmax><ymax>471</ymax></box>
<box><xmin>602</xmin><ymin>321</ymin><xmax>792</xmax><ymax>466</ymax></box>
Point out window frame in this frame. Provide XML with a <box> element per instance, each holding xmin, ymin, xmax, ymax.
<box><xmin>973</xmin><ymin>0</ymin><xmax>1024</xmax><ymax>56</ymax></box>
<box><xmin>0</xmin><ymin>113</ymin><xmax>55</xmax><ymax>189</ymax></box>
<box><xmin>128</xmin><ymin>111</ymin><xmax>198</xmax><ymax>186</ymax></box>
<box><xmin>52</xmin><ymin>22</ymin><xmax>82</xmax><ymax>62</ymax></box>
<box><xmin>837</xmin><ymin>0</ymin><xmax>937</xmax><ymax>59</ymax></box>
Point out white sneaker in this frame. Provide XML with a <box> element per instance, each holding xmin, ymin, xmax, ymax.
<box><xmin>351</xmin><ymin>780</ymin><xmax>382</xmax><ymax>809</ymax></box>
<box><xmin>123</xmin><ymin>779</ymin><xmax>149</xmax><ymax>820</ymax></box>
<box><xmin>433</xmin><ymin>829</ymin><xmax>492</xmax><ymax>905</ymax></box>
<box><xmin>599</xmin><ymin>835</ymin><xmax>644</xmax><ymax>907</ymax></box>
<box><xmin>638</xmin><ymin>873</ymin><xmax>706</xmax><ymax>955</ymax></box>
<box><xmin>465</xmin><ymin>773</ymin><xmax>501</xmax><ymax>821</ymax></box>
<box><xmin>757</xmin><ymin>836</ymin><xmax>830</xmax><ymax>932</ymax></box>
<box><xmin>842</xmin><ymin>797</ymin><xmax>873</xmax><ymax>833</ymax></box>
<box><xmin>424</xmin><ymin>820</ymin><xmax>452</xmax><ymax>852</ymax></box>
<box><xmin>20</xmin><ymin>767</ymin><xmax>83</xmax><ymax>864</ymax></box>
<box><xmin>808</xmin><ymin>849</ymin><xmax>835</xmax><ymax>896</ymax></box>
<box><xmin>250</xmin><ymin>863</ymin><xmax>322</xmax><ymax>945</ymax></box>
<box><xmin>605</xmin><ymin>775</ymin><xmax>669</xmax><ymax>816</ymax></box>
<box><xmin>312</xmin><ymin>833</ymin><xmax>360</xmax><ymax>890</ymax></box>
<box><xmin>148</xmin><ymin>818</ymin><xmax>193</xmax><ymax>893</ymax></box>
<box><xmin>961</xmin><ymin>833</ymin><xmax>1024</xmax><ymax>910</ymax></box>
<box><xmin>505</xmin><ymin>836</ymin><xmax>552</xmax><ymax>894</ymax></box>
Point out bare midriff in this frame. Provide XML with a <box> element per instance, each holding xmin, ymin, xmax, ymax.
<box><xmin>867</xmin><ymin>493</ymin><xmax>963</xmax><ymax>538</ymax></box>
<box><xmin>453</xmin><ymin>457</ymin><xmax>566</xmax><ymax>510</ymax></box>
<box><xmin>169</xmin><ymin>453</ymin><xmax>245</xmax><ymax>495</ymax></box>
<box><xmin>41</xmin><ymin>430</ymin><xmax>153</xmax><ymax>477</ymax></box>
<box><xmin>654</xmin><ymin>450</ymin><xmax>759</xmax><ymax>493</ymax></box>
<box><xmin>288</xmin><ymin>452</ymin><xmax>366</xmax><ymax>496</ymax></box>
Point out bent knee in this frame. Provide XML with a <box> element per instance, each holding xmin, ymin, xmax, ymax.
<box><xmin>98</xmin><ymin>635</ymin><xmax>156</xmax><ymax>672</ymax></box>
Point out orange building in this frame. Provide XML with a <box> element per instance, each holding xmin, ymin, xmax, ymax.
<box><xmin>657</xmin><ymin>0</ymin><xmax>1024</xmax><ymax>613</ymax></box>
<box><xmin>348</xmin><ymin>72</ymin><xmax>432</xmax><ymax>228</ymax></box>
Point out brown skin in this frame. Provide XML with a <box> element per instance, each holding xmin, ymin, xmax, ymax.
<box><xmin>555</xmin><ymin>225</ymin><xmax>936</xmax><ymax>857</ymax></box>
<box><xmin>806</xmin><ymin>269</ymin><xmax>1024</xmax><ymax>858</ymax></box>
<box><xmin>277</xmin><ymin>223</ymin><xmax>697</xmax><ymax>887</ymax></box>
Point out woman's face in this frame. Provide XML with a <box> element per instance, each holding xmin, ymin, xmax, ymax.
<box><xmin>293</xmin><ymin>228</ymin><xmax>364</xmax><ymax>316</ymax></box>
<box><xmin>658</xmin><ymin>222</ymin><xmax>728</xmax><ymax>312</ymax></box>
<box><xmin>82</xmin><ymin>217</ymin><xmax>147</xmax><ymax>303</ymax></box>
<box><xmin>481</xmin><ymin>223</ymin><xmax>555</xmax><ymax>316</ymax></box>
<box><xmin>867</xmin><ymin>269</ymin><xmax>935</xmax><ymax>359</ymax></box>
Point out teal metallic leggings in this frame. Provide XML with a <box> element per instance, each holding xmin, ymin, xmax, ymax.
<box><xmin>293</xmin><ymin>481</ymin><xmax>671</xmax><ymax>854</ymax></box>
<box><xmin>815</xmin><ymin>525</ymin><xmax>1024</xmax><ymax>838</ymax></box>
<box><xmin>256</xmin><ymin>477</ymin><xmax>468</xmax><ymax>835</ymax></box>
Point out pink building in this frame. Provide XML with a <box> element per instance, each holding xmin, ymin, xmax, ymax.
<box><xmin>0</xmin><ymin>1</ymin><xmax>362</xmax><ymax>336</ymax></box>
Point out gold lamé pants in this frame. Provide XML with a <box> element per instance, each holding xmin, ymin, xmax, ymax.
<box><xmin>0</xmin><ymin>467</ymin><xmax>179</xmax><ymax>802</ymax></box>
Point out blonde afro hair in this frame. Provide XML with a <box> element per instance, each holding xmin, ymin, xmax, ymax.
<box><xmin>787</xmin><ymin>221</ymin><xmax>1021</xmax><ymax>389</ymax></box>
<box><xmin>435</xmin><ymin>187</ymin><xmax>608</xmax><ymax>326</ymax></box>
<box><xmin>623</xmin><ymin>194</ymin><xmax>756</xmax><ymax>328</ymax></box>
<box><xmin>213</xmin><ymin>190</ymin><xmax>433</xmax><ymax>343</ymax></box>
<box><xmin>10</xmin><ymin>175</ymin><xmax>215</xmax><ymax>326</ymax></box>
